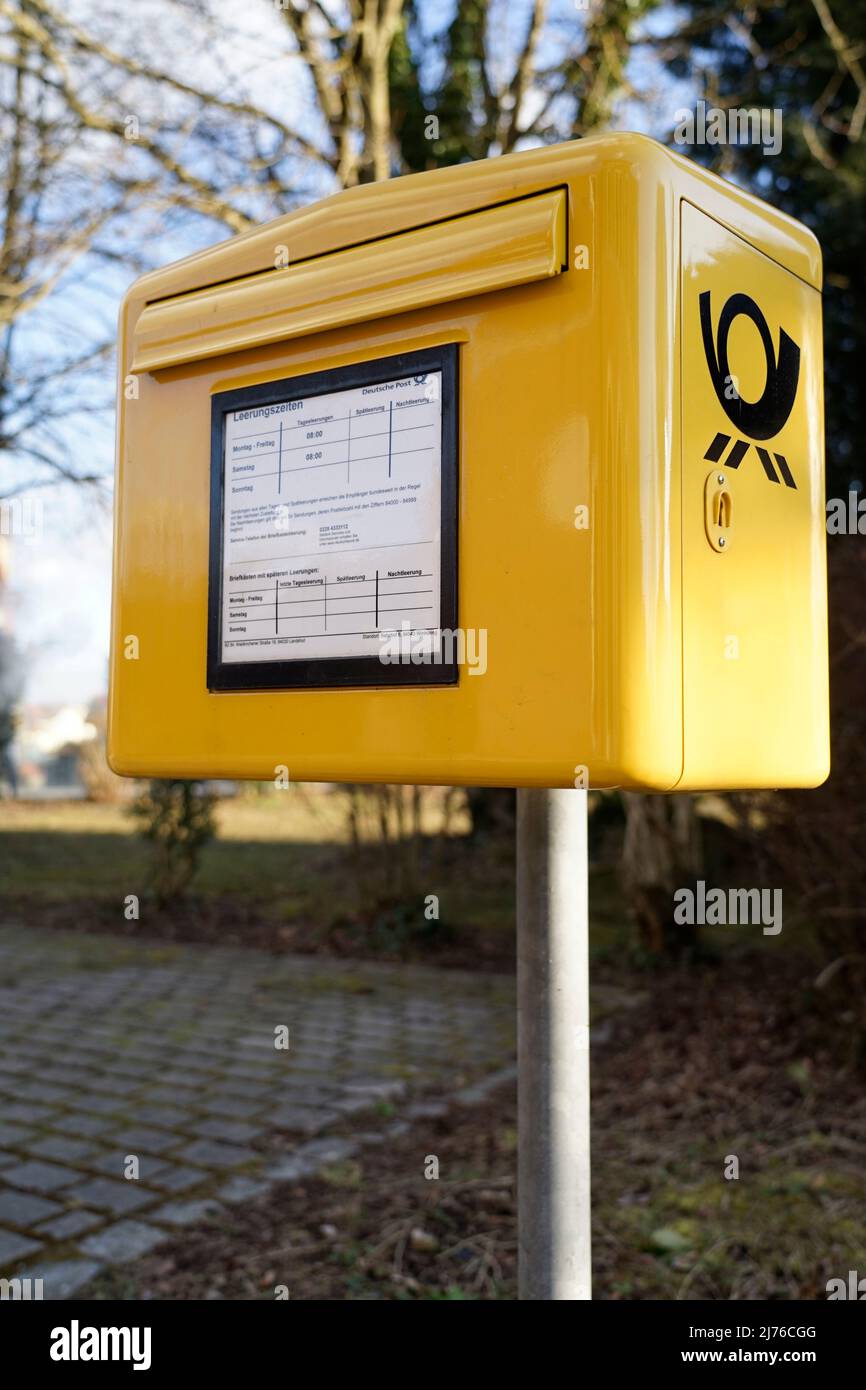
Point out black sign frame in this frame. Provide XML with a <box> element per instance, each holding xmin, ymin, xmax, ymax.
<box><xmin>207</xmin><ymin>345</ymin><xmax>459</xmax><ymax>692</ymax></box>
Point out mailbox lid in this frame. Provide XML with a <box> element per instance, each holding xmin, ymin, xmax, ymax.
<box><xmin>130</xmin><ymin>189</ymin><xmax>567</xmax><ymax>372</ymax></box>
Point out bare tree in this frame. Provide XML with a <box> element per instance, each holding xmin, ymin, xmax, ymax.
<box><xmin>267</xmin><ymin>0</ymin><xmax>648</xmax><ymax>180</ymax></box>
<box><xmin>0</xmin><ymin>0</ymin><xmax>332</xmax><ymax>498</ymax></box>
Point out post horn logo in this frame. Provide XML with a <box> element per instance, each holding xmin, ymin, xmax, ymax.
<box><xmin>700</xmin><ymin>291</ymin><xmax>800</xmax><ymax>489</ymax></box>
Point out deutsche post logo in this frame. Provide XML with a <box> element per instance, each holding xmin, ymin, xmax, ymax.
<box><xmin>700</xmin><ymin>291</ymin><xmax>800</xmax><ymax>489</ymax></box>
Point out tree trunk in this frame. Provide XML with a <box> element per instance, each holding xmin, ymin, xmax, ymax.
<box><xmin>621</xmin><ymin>793</ymin><xmax>702</xmax><ymax>955</ymax></box>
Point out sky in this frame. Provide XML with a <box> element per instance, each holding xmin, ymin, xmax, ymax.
<box><xmin>11</xmin><ymin>492</ymin><xmax>113</xmax><ymax>708</ymax></box>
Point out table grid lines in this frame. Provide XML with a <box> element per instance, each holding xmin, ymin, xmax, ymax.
<box><xmin>221</xmin><ymin>372</ymin><xmax>443</xmax><ymax>662</ymax></box>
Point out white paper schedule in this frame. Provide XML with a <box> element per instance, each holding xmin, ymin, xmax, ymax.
<box><xmin>219</xmin><ymin>370</ymin><xmax>443</xmax><ymax>664</ymax></box>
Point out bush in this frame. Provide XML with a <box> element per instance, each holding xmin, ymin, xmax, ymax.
<box><xmin>130</xmin><ymin>779</ymin><xmax>217</xmax><ymax>907</ymax></box>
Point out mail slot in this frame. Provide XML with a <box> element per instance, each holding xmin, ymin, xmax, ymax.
<box><xmin>108</xmin><ymin>133</ymin><xmax>829</xmax><ymax>790</ymax></box>
<box><xmin>131</xmin><ymin>190</ymin><xmax>567</xmax><ymax>373</ymax></box>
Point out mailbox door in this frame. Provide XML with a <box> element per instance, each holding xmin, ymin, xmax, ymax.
<box><xmin>678</xmin><ymin>201</ymin><xmax>829</xmax><ymax>788</ymax></box>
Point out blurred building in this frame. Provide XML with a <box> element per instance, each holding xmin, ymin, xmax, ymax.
<box><xmin>12</xmin><ymin>702</ymin><xmax>97</xmax><ymax>796</ymax></box>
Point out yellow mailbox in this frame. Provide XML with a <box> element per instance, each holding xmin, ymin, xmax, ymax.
<box><xmin>108</xmin><ymin>133</ymin><xmax>829</xmax><ymax>790</ymax></box>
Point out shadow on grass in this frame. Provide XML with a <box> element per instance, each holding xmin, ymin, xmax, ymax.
<box><xmin>0</xmin><ymin>819</ymin><xmax>516</xmax><ymax>971</ymax></box>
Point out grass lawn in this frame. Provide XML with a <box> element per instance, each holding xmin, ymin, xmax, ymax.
<box><xmin>0</xmin><ymin>791</ymin><xmax>352</xmax><ymax>898</ymax></box>
<box><xmin>0</xmin><ymin>792</ymin><xmax>826</xmax><ymax>966</ymax></box>
<box><xmin>0</xmin><ymin>791</ymin><xmax>515</xmax><ymax>967</ymax></box>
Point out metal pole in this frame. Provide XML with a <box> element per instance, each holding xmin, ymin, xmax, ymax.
<box><xmin>517</xmin><ymin>787</ymin><xmax>591</xmax><ymax>1300</ymax></box>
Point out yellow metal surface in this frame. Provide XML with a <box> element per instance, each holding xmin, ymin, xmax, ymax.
<box><xmin>108</xmin><ymin>133</ymin><xmax>829</xmax><ymax>790</ymax></box>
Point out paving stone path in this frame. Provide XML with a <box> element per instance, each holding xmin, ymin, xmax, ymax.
<box><xmin>0</xmin><ymin>923</ymin><xmax>514</xmax><ymax>1298</ymax></box>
